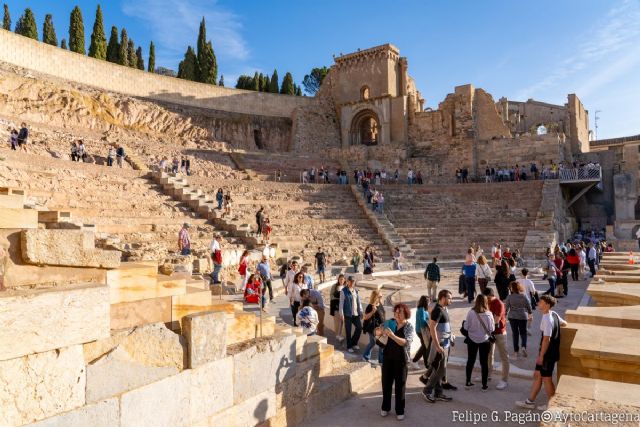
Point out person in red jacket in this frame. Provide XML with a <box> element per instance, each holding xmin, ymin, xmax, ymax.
<box><xmin>238</xmin><ymin>250</ymin><xmax>250</xmax><ymax>292</ymax></box>
<box><xmin>484</xmin><ymin>287</ymin><xmax>509</xmax><ymax>390</ymax></box>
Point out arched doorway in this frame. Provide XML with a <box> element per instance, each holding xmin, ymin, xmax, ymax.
<box><xmin>350</xmin><ymin>109</ymin><xmax>380</xmax><ymax>146</ymax></box>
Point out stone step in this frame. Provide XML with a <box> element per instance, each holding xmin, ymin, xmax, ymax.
<box><xmin>0</xmin><ymin>207</ymin><xmax>38</xmax><ymax>229</ymax></box>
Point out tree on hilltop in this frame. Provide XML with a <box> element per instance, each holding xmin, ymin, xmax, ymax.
<box><xmin>15</xmin><ymin>8</ymin><xmax>38</xmax><ymax>40</ymax></box>
<box><xmin>252</xmin><ymin>71</ymin><xmax>260</xmax><ymax>91</ymax></box>
<box><xmin>177</xmin><ymin>46</ymin><xmax>197</xmax><ymax>81</ymax></box>
<box><xmin>42</xmin><ymin>14</ymin><xmax>58</xmax><ymax>46</ymax></box>
<box><xmin>280</xmin><ymin>72</ymin><xmax>294</xmax><ymax>95</ymax></box>
<box><xmin>148</xmin><ymin>41</ymin><xmax>155</xmax><ymax>72</ymax></box>
<box><xmin>3</xmin><ymin>4</ymin><xmax>11</xmax><ymax>31</ymax></box>
<box><xmin>218</xmin><ymin>75</ymin><xmax>224</xmax><ymax>86</ymax></box>
<box><xmin>296</xmin><ymin>86</ymin><xmax>303</xmax><ymax>96</ymax></box>
<box><xmin>60</xmin><ymin>38</ymin><xmax>67</xmax><ymax>49</ymax></box>
<box><xmin>302</xmin><ymin>66</ymin><xmax>329</xmax><ymax>96</ymax></box>
<box><xmin>88</xmin><ymin>5</ymin><xmax>106</xmax><ymax>60</ymax></box>
<box><xmin>269</xmin><ymin>69</ymin><xmax>279</xmax><ymax>93</ymax></box>
<box><xmin>106</xmin><ymin>26</ymin><xmax>119</xmax><ymax>63</ymax></box>
<box><xmin>135</xmin><ymin>46</ymin><xmax>144</xmax><ymax>70</ymax></box>
<box><xmin>263</xmin><ymin>75</ymin><xmax>270</xmax><ymax>93</ymax></box>
<box><xmin>127</xmin><ymin>39</ymin><xmax>136</xmax><ymax>68</ymax></box>
<box><xmin>117</xmin><ymin>28</ymin><xmax>128</xmax><ymax>66</ymax></box>
<box><xmin>69</xmin><ymin>6</ymin><xmax>85</xmax><ymax>54</ymax></box>
<box><xmin>194</xmin><ymin>18</ymin><xmax>217</xmax><ymax>84</ymax></box>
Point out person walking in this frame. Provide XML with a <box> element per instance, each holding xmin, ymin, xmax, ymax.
<box><xmin>255</xmin><ymin>207</ymin><xmax>265</xmax><ymax>237</ymax></box>
<box><xmin>411</xmin><ymin>296</ymin><xmax>430</xmax><ymax>370</ymax></box>
<box><xmin>543</xmin><ymin>253</ymin><xmax>560</xmax><ymax>297</ymax></box>
<box><xmin>257</xmin><ymin>255</ymin><xmax>273</xmax><ymax>302</ymax></box>
<box><xmin>314</xmin><ymin>247</ymin><xmax>328</xmax><ymax>284</ymax></box>
<box><xmin>462</xmin><ymin>259</ymin><xmax>477</xmax><ymax>303</ymax></box>
<box><xmin>422</xmin><ymin>289</ymin><xmax>454</xmax><ymax>403</ymax></box>
<box><xmin>107</xmin><ymin>146</ymin><xmax>114</xmax><ymax>166</ymax></box>
<box><xmin>518</xmin><ymin>268</ymin><xmax>538</xmax><ymax>334</ymax></box>
<box><xmin>115</xmin><ymin>145</ymin><xmax>125</xmax><ymax>168</ymax></box>
<box><xmin>463</xmin><ymin>295</ymin><xmax>495</xmax><ymax>391</ymax></box>
<box><xmin>351</xmin><ymin>250</ymin><xmax>361</xmax><ymax>273</ymax></box>
<box><xmin>505</xmin><ymin>282</ymin><xmax>533</xmax><ymax>359</ymax></box>
<box><xmin>494</xmin><ymin>259</ymin><xmax>515</xmax><ymax>301</ymax></box>
<box><xmin>566</xmin><ymin>248</ymin><xmax>580</xmax><ymax>282</ymax></box>
<box><xmin>587</xmin><ymin>243</ymin><xmax>597</xmax><ymax>278</ymax></box>
<box><xmin>288</xmin><ymin>272</ymin><xmax>305</xmax><ymax>327</ymax></box>
<box><xmin>363</xmin><ymin>290</ymin><xmax>385</xmax><ymax>364</ymax></box>
<box><xmin>330</xmin><ymin>274</ymin><xmax>347</xmax><ymax>342</ymax></box>
<box><xmin>339</xmin><ymin>276</ymin><xmax>363</xmax><ymax>353</ymax></box>
<box><xmin>424</xmin><ymin>257</ymin><xmax>441</xmax><ymax>303</ymax></box>
<box><xmin>377</xmin><ymin>303</ymin><xmax>414</xmax><ymax>420</ymax></box>
<box><xmin>17</xmin><ymin>122</ymin><xmax>29</xmax><ymax>152</ymax></box>
<box><xmin>238</xmin><ymin>250</ymin><xmax>250</xmax><ymax>292</ymax></box>
<box><xmin>516</xmin><ymin>295</ymin><xmax>568</xmax><ymax>411</ymax></box>
<box><xmin>9</xmin><ymin>129</ymin><xmax>18</xmax><ymax>150</ymax></box>
<box><xmin>476</xmin><ymin>255</ymin><xmax>492</xmax><ymax>294</ymax></box>
<box><xmin>178</xmin><ymin>223</ymin><xmax>191</xmax><ymax>256</ymax></box>
<box><xmin>483</xmin><ymin>288</ymin><xmax>509</xmax><ymax>390</ymax></box>
<box><xmin>216</xmin><ymin>189</ymin><xmax>224</xmax><ymax>210</ymax></box>
<box><xmin>209</xmin><ymin>234</ymin><xmax>223</xmax><ymax>284</ymax></box>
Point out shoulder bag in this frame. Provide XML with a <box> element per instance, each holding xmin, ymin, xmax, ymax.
<box><xmin>475</xmin><ymin>311</ymin><xmax>496</xmax><ymax>343</ymax></box>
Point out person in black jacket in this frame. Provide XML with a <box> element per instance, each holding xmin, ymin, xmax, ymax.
<box><xmin>494</xmin><ymin>259</ymin><xmax>515</xmax><ymax>301</ymax></box>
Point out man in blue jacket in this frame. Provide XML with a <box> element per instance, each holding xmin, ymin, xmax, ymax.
<box><xmin>462</xmin><ymin>262</ymin><xmax>477</xmax><ymax>303</ymax></box>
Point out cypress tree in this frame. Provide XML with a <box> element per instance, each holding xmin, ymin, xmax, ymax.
<box><xmin>117</xmin><ymin>28</ymin><xmax>128</xmax><ymax>66</ymax></box>
<box><xmin>69</xmin><ymin>6</ymin><xmax>85</xmax><ymax>54</ymax></box>
<box><xmin>252</xmin><ymin>71</ymin><xmax>260</xmax><ymax>91</ymax></box>
<box><xmin>106</xmin><ymin>26</ymin><xmax>119</xmax><ymax>63</ymax></box>
<box><xmin>196</xmin><ymin>18</ymin><xmax>206</xmax><ymax>82</ymax></box>
<box><xmin>258</xmin><ymin>73</ymin><xmax>265</xmax><ymax>91</ymax></box>
<box><xmin>42</xmin><ymin>14</ymin><xmax>58</xmax><ymax>46</ymax></box>
<box><xmin>147</xmin><ymin>41</ymin><xmax>155</xmax><ymax>72</ymax></box>
<box><xmin>88</xmin><ymin>5</ymin><xmax>106</xmax><ymax>60</ymax></box>
<box><xmin>135</xmin><ymin>46</ymin><xmax>144</xmax><ymax>70</ymax></box>
<box><xmin>269</xmin><ymin>69</ymin><xmax>279</xmax><ymax>93</ymax></box>
<box><xmin>264</xmin><ymin>75</ymin><xmax>270</xmax><ymax>93</ymax></box>
<box><xmin>127</xmin><ymin>39</ymin><xmax>136</xmax><ymax>68</ymax></box>
<box><xmin>296</xmin><ymin>86</ymin><xmax>303</xmax><ymax>96</ymax></box>
<box><xmin>3</xmin><ymin>4</ymin><xmax>11</xmax><ymax>31</ymax></box>
<box><xmin>60</xmin><ymin>38</ymin><xmax>67</xmax><ymax>49</ymax></box>
<box><xmin>218</xmin><ymin>75</ymin><xmax>224</xmax><ymax>87</ymax></box>
<box><xmin>280</xmin><ymin>72</ymin><xmax>294</xmax><ymax>95</ymax></box>
<box><xmin>198</xmin><ymin>41</ymin><xmax>217</xmax><ymax>84</ymax></box>
<box><xmin>177</xmin><ymin>46</ymin><xmax>197</xmax><ymax>81</ymax></box>
<box><xmin>16</xmin><ymin>8</ymin><xmax>37</xmax><ymax>40</ymax></box>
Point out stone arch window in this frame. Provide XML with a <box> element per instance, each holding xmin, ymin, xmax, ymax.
<box><xmin>360</xmin><ymin>86</ymin><xmax>370</xmax><ymax>100</ymax></box>
<box><xmin>350</xmin><ymin>109</ymin><xmax>380</xmax><ymax>146</ymax></box>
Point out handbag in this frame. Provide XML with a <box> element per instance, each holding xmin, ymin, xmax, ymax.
<box><xmin>475</xmin><ymin>311</ymin><xmax>496</xmax><ymax>343</ymax></box>
<box><xmin>460</xmin><ymin>320</ymin><xmax>469</xmax><ymax>338</ymax></box>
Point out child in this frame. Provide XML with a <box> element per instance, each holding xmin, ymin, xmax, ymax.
<box><xmin>9</xmin><ymin>129</ymin><xmax>18</xmax><ymax>150</ymax></box>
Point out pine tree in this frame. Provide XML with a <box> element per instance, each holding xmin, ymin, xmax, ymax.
<box><xmin>218</xmin><ymin>75</ymin><xmax>224</xmax><ymax>86</ymax></box>
<box><xmin>264</xmin><ymin>75</ymin><xmax>270</xmax><ymax>93</ymax></box>
<box><xmin>88</xmin><ymin>5</ymin><xmax>106</xmax><ymax>60</ymax></box>
<box><xmin>106</xmin><ymin>26</ymin><xmax>119</xmax><ymax>63</ymax></box>
<box><xmin>177</xmin><ymin>46</ymin><xmax>197</xmax><ymax>81</ymax></box>
<box><xmin>269</xmin><ymin>69</ymin><xmax>279</xmax><ymax>93</ymax></box>
<box><xmin>69</xmin><ymin>6</ymin><xmax>85</xmax><ymax>54</ymax></box>
<box><xmin>280</xmin><ymin>72</ymin><xmax>294</xmax><ymax>95</ymax></box>
<box><xmin>117</xmin><ymin>28</ymin><xmax>128</xmax><ymax>66</ymax></box>
<box><xmin>135</xmin><ymin>46</ymin><xmax>144</xmax><ymax>70</ymax></box>
<box><xmin>3</xmin><ymin>4</ymin><xmax>11</xmax><ymax>31</ymax></box>
<box><xmin>127</xmin><ymin>39</ymin><xmax>136</xmax><ymax>68</ymax></box>
<box><xmin>147</xmin><ymin>41</ymin><xmax>155</xmax><ymax>72</ymax></box>
<box><xmin>42</xmin><ymin>14</ymin><xmax>58</xmax><ymax>46</ymax></box>
<box><xmin>60</xmin><ymin>38</ymin><xmax>67</xmax><ymax>49</ymax></box>
<box><xmin>16</xmin><ymin>8</ymin><xmax>37</xmax><ymax>40</ymax></box>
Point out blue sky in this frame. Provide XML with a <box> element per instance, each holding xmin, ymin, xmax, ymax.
<box><xmin>4</xmin><ymin>0</ymin><xmax>640</xmax><ymax>138</ymax></box>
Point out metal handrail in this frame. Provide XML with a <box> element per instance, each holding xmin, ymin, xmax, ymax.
<box><xmin>559</xmin><ymin>166</ymin><xmax>602</xmax><ymax>182</ymax></box>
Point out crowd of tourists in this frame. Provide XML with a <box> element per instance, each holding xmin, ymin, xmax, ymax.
<box><xmin>456</xmin><ymin>160</ymin><xmax>603</xmax><ymax>183</ymax></box>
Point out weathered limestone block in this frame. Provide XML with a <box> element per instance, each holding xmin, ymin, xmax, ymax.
<box><xmin>182</xmin><ymin>311</ymin><xmax>227</xmax><ymax>368</ymax></box>
<box><xmin>0</xmin><ymin>207</ymin><xmax>38</xmax><ymax>229</ymax></box>
<box><xmin>86</xmin><ymin>346</ymin><xmax>179</xmax><ymax>403</ymax></box>
<box><xmin>21</xmin><ymin>229</ymin><xmax>120</xmax><ymax>269</ymax></box>
<box><xmin>209</xmin><ymin>387</ymin><xmax>277</xmax><ymax>427</ymax></box>
<box><xmin>0</xmin><ymin>345</ymin><xmax>86</xmax><ymax>426</ymax></box>
<box><xmin>0</xmin><ymin>193</ymin><xmax>24</xmax><ymax>209</ymax></box>
<box><xmin>227</xmin><ymin>312</ymin><xmax>259</xmax><ymax>345</ymax></box>
<box><xmin>110</xmin><ymin>296</ymin><xmax>172</xmax><ymax>330</ymax></box>
<box><xmin>189</xmin><ymin>357</ymin><xmax>234</xmax><ymax>423</ymax></box>
<box><xmin>30</xmin><ymin>398</ymin><xmax>119</xmax><ymax>427</ymax></box>
<box><xmin>0</xmin><ymin>283</ymin><xmax>110</xmax><ymax>361</ymax></box>
<box><xmin>229</xmin><ymin>334</ymin><xmax>297</xmax><ymax>404</ymax></box>
<box><xmin>119</xmin><ymin>370</ymin><xmax>191</xmax><ymax>427</ymax></box>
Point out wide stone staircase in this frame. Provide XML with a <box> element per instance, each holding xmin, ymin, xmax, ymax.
<box><xmin>382</xmin><ymin>180</ymin><xmax>545</xmax><ymax>261</ymax></box>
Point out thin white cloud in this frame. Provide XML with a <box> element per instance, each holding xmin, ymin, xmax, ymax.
<box><xmin>121</xmin><ymin>0</ymin><xmax>249</xmax><ymax>69</ymax></box>
<box><xmin>516</xmin><ymin>0</ymin><xmax>640</xmax><ymax>100</ymax></box>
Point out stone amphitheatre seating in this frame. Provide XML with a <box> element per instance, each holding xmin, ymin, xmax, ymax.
<box><xmin>234</xmin><ymin>151</ymin><xmax>341</xmax><ymax>183</ymax></box>
<box><xmin>382</xmin><ymin>180</ymin><xmax>544</xmax><ymax>260</ymax></box>
<box><xmin>0</xmin><ymin>150</ymin><xmax>246</xmax><ymax>262</ymax></box>
<box><xmin>172</xmin><ymin>174</ymin><xmax>391</xmax><ymax>264</ymax></box>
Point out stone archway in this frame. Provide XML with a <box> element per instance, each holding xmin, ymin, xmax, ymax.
<box><xmin>350</xmin><ymin>109</ymin><xmax>380</xmax><ymax>146</ymax></box>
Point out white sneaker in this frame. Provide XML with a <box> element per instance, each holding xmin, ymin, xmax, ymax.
<box><xmin>353</xmin><ymin>345</ymin><xmax>360</xmax><ymax>350</ymax></box>
<box><xmin>496</xmin><ymin>381</ymin><xmax>508</xmax><ymax>390</ymax></box>
<box><xmin>397</xmin><ymin>414</ymin><xmax>405</xmax><ymax>421</ymax></box>
<box><xmin>347</xmin><ymin>348</ymin><xmax>355</xmax><ymax>353</ymax></box>
<box><xmin>410</xmin><ymin>361</ymin><xmax>421</xmax><ymax>370</ymax></box>
<box><xmin>536</xmin><ymin>404</ymin><xmax>548</xmax><ymax>411</ymax></box>
<box><xmin>515</xmin><ymin>400</ymin><xmax>536</xmax><ymax>409</ymax></box>
<box><xmin>336</xmin><ymin>335</ymin><xmax>345</xmax><ymax>342</ymax></box>
<box><xmin>521</xmin><ymin>348</ymin><xmax>528</xmax><ymax>357</ymax></box>
<box><xmin>380</xmin><ymin>410</ymin><xmax>389</xmax><ymax>417</ymax></box>
<box><xmin>512</xmin><ymin>352</ymin><xmax>520</xmax><ymax>359</ymax></box>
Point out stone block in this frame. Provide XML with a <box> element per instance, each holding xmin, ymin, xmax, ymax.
<box><xmin>0</xmin><ymin>207</ymin><xmax>38</xmax><ymax>229</ymax></box>
<box><xmin>110</xmin><ymin>296</ymin><xmax>172</xmax><ymax>330</ymax></box>
<box><xmin>37</xmin><ymin>210</ymin><xmax>72</xmax><ymax>223</ymax></box>
<box><xmin>230</xmin><ymin>334</ymin><xmax>296</xmax><ymax>404</ymax></box>
<box><xmin>0</xmin><ymin>283</ymin><xmax>110</xmax><ymax>361</ymax></box>
<box><xmin>121</xmin><ymin>322</ymin><xmax>187</xmax><ymax>370</ymax></box>
<box><xmin>107</xmin><ymin>263</ymin><xmax>160</xmax><ymax>304</ymax></box>
<box><xmin>21</xmin><ymin>229</ymin><xmax>120</xmax><ymax>269</ymax></box>
<box><xmin>227</xmin><ymin>311</ymin><xmax>258</xmax><ymax>345</ymax></box>
<box><xmin>0</xmin><ymin>345</ymin><xmax>86</xmax><ymax>426</ymax></box>
<box><xmin>182</xmin><ymin>311</ymin><xmax>227</xmax><ymax>368</ymax></box>
<box><xmin>0</xmin><ymin>193</ymin><xmax>24</xmax><ymax>209</ymax></box>
<box><xmin>189</xmin><ymin>357</ymin><xmax>234</xmax><ymax>423</ymax></box>
<box><xmin>86</xmin><ymin>346</ymin><xmax>178</xmax><ymax>403</ymax></box>
<box><xmin>170</xmin><ymin>287</ymin><xmax>214</xmax><ymax>328</ymax></box>
<box><xmin>210</xmin><ymin>387</ymin><xmax>277</xmax><ymax>427</ymax></box>
<box><xmin>29</xmin><ymin>398</ymin><xmax>119</xmax><ymax>427</ymax></box>
<box><xmin>119</xmin><ymin>370</ymin><xmax>191</xmax><ymax>427</ymax></box>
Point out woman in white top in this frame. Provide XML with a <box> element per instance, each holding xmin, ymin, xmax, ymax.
<box><xmin>475</xmin><ymin>255</ymin><xmax>492</xmax><ymax>293</ymax></box>
<box><xmin>578</xmin><ymin>246</ymin><xmax>587</xmax><ymax>280</ymax></box>
<box><xmin>464</xmin><ymin>294</ymin><xmax>495</xmax><ymax>391</ymax></box>
<box><xmin>288</xmin><ymin>272</ymin><xmax>305</xmax><ymax>326</ymax></box>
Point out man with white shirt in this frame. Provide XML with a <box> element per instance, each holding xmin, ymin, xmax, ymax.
<box><xmin>284</xmin><ymin>260</ymin><xmax>300</xmax><ymax>297</ymax></box>
<box><xmin>587</xmin><ymin>243</ymin><xmax>597</xmax><ymax>277</ymax></box>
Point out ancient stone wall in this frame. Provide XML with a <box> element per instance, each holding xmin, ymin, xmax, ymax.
<box><xmin>0</xmin><ymin>29</ymin><xmax>313</xmax><ymax>119</ymax></box>
<box><xmin>568</xmin><ymin>94</ymin><xmax>590</xmax><ymax>153</ymax></box>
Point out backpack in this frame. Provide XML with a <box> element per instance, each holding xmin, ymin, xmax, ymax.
<box><xmin>279</xmin><ymin>264</ymin><xmax>288</xmax><ymax>279</ymax></box>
